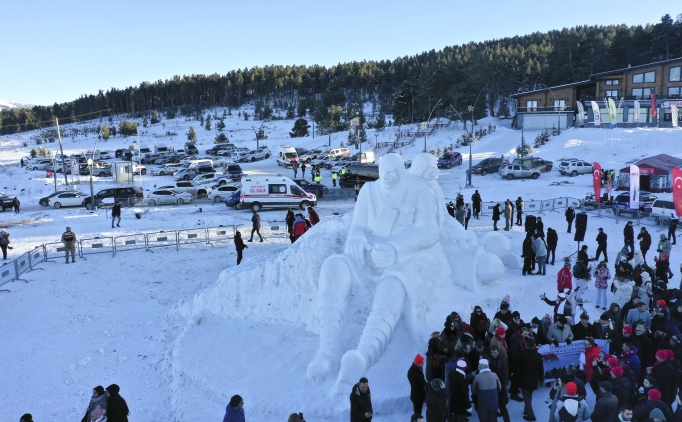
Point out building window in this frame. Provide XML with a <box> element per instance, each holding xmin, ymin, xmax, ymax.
<box><xmin>670</xmin><ymin>67</ymin><xmax>681</xmax><ymax>82</ymax></box>
<box><xmin>669</xmin><ymin>87</ymin><xmax>681</xmax><ymax>98</ymax></box>
<box><xmin>632</xmin><ymin>71</ymin><xmax>656</xmax><ymax>84</ymax></box>
<box><xmin>605</xmin><ymin>79</ymin><xmax>619</xmax><ymax>86</ymax></box>
<box><xmin>605</xmin><ymin>90</ymin><xmax>618</xmax><ymax>97</ymax></box>
<box><xmin>632</xmin><ymin>88</ymin><xmax>655</xmax><ymax>98</ymax></box>
<box><xmin>526</xmin><ymin>100</ymin><xmax>538</xmax><ymax>111</ymax></box>
<box><xmin>553</xmin><ymin>100</ymin><xmax>566</xmax><ymax>110</ymax></box>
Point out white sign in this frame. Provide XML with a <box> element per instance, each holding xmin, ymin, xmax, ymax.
<box><xmin>634</xmin><ymin>101</ymin><xmax>640</xmax><ymax>123</ymax></box>
<box><xmin>630</xmin><ymin>165</ymin><xmax>640</xmax><ymax>210</ymax></box>
<box><xmin>673</xmin><ymin>105</ymin><xmax>679</xmax><ymax>128</ymax></box>
<box><xmin>590</xmin><ymin>101</ymin><xmax>601</xmax><ymax>126</ymax></box>
<box><xmin>350</xmin><ymin>117</ymin><xmax>361</xmax><ymax>127</ymax></box>
<box><xmin>539</xmin><ymin>339</ymin><xmax>610</xmax><ymax>382</ymax></box>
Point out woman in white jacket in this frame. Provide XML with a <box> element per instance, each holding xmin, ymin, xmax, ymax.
<box><xmin>612</xmin><ymin>277</ymin><xmax>635</xmax><ymax>308</ymax></box>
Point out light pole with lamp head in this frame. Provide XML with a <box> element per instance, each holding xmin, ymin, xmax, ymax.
<box><xmin>537</xmin><ymin>83</ymin><xmax>561</xmax><ymax>134</ymax></box>
<box><xmin>311</xmin><ymin>105</ymin><xmax>331</xmax><ymax>147</ymax></box>
<box><xmin>87</xmin><ymin>126</ymin><xmax>105</xmax><ymax>213</ymax></box>
<box><xmin>422</xmin><ymin>99</ymin><xmax>442</xmax><ymax>153</ymax></box>
<box><xmin>463</xmin><ymin>85</ymin><xmax>489</xmax><ymax>188</ymax></box>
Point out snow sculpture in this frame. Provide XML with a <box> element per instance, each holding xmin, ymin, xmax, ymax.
<box><xmin>307</xmin><ymin>153</ymin><xmax>505</xmax><ymax>394</ymax></box>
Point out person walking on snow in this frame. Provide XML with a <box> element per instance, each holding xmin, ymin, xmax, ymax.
<box><xmin>61</xmin><ymin>226</ymin><xmax>77</xmax><ymax>264</ymax></box>
<box><xmin>292</xmin><ymin>161</ymin><xmax>299</xmax><ymax>178</ymax></box>
<box><xmin>656</xmin><ymin>234</ymin><xmax>672</xmax><ymax>259</ymax></box>
<box><xmin>532</xmin><ymin>232</ymin><xmax>547</xmax><ymax>275</ymax></box>
<box><xmin>637</xmin><ymin>227</ymin><xmax>651</xmax><ymax>262</ymax></box>
<box><xmin>111</xmin><ymin>201</ymin><xmax>121</xmax><ymax>228</ymax></box>
<box><xmin>624</xmin><ymin>221</ymin><xmax>635</xmax><ymax>254</ymax></box>
<box><xmin>546</xmin><ymin>227</ymin><xmax>558</xmax><ymax>265</ymax></box>
<box><xmin>0</xmin><ymin>229</ymin><xmax>10</xmax><ymax>260</ymax></box>
<box><xmin>492</xmin><ymin>203</ymin><xmax>501</xmax><ymax>231</ymax></box>
<box><xmin>222</xmin><ymin>394</ymin><xmax>245</xmax><ymax>422</ymax></box>
<box><xmin>565</xmin><ymin>206</ymin><xmax>575</xmax><ymax>233</ymax></box>
<box><xmin>593</xmin><ymin>261</ymin><xmax>611</xmax><ymax>310</ymax></box>
<box><xmin>504</xmin><ymin>200</ymin><xmax>512</xmax><ymax>231</ymax></box>
<box><xmin>594</xmin><ymin>228</ymin><xmax>608</xmax><ymax>263</ymax></box>
<box><xmin>234</xmin><ymin>231</ymin><xmax>248</xmax><ymax>265</ymax></box>
<box><xmin>350</xmin><ymin>377</ymin><xmax>373</xmax><ymax>422</ymax></box>
<box><xmin>407</xmin><ymin>354</ymin><xmax>427</xmax><ymax>419</ymax></box>
<box><xmin>105</xmin><ymin>384</ymin><xmax>130</xmax><ymax>422</ymax></box>
<box><xmin>472</xmin><ymin>190</ymin><xmax>482</xmax><ymax>219</ymax></box>
<box><xmin>12</xmin><ymin>196</ymin><xmax>20</xmax><ymax>213</ymax></box>
<box><xmin>301</xmin><ymin>162</ymin><xmax>306</xmax><ymax>178</ymax></box>
<box><xmin>515</xmin><ymin>197</ymin><xmax>524</xmax><ymax>226</ymax></box>
<box><xmin>668</xmin><ymin>214</ymin><xmax>678</xmax><ymax>245</ymax></box>
<box><xmin>557</xmin><ymin>259</ymin><xmax>573</xmax><ymax>292</ymax></box>
<box><xmin>248</xmin><ymin>210</ymin><xmax>263</xmax><ymax>242</ymax></box>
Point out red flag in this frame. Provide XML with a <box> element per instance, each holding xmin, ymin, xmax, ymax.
<box><xmin>593</xmin><ymin>162</ymin><xmax>602</xmax><ymax>204</ymax></box>
<box><xmin>651</xmin><ymin>93</ymin><xmax>657</xmax><ymax>119</ymax></box>
<box><xmin>673</xmin><ymin>168</ymin><xmax>682</xmax><ymax>217</ymax></box>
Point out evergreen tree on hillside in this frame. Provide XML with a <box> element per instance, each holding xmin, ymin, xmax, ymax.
<box><xmin>347</xmin><ymin>130</ymin><xmax>355</xmax><ymax>146</ymax></box>
<box><xmin>215</xmin><ymin>133</ymin><xmax>228</xmax><ymax>143</ymax></box>
<box><xmin>374</xmin><ymin>109</ymin><xmax>386</xmax><ymax>130</ymax></box>
<box><xmin>289</xmin><ymin>118</ymin><xmax>310</xmax><ymax>138</ymax></box>
<box><xmin>243</xmin><ymin>111</ymin><xmax>249</xmax><ymax>121</ymax></box>
<box><xmin>205</xmin><ymin>114</ymin><xmax>212</xmax><ymax>131</ymax></box>
<box><xmin>187</xmin><ymin>126</ymin><xmax>197</xmax><ymax>143</ymax></box>
<box><xmin>142</xmin><ymin>115</ymin><xmax>149</xmax><ymax>128</ymax></box>
<box><xmin>151</xmin><ymin>110</ymin><xmax>160</xmax><ymax>124</ymax></box>
<box><xmin>216</xmin><ymin>118</ymin><xmax>226</xmax><ymax>132</ymax></box>
<box><xmin>359</xmin><ymin>125</ymin><xmax>367</xmax><ymax>143</ymax></box>
<box><xmin>199</xmin><ymin>114</ymin><xmax>205</xmax><ymax>126</ymax></box>
<box><xmin>498</xmin><ymin>97</ymin><xmax>510</xmax><ymax>119</ymax></box>
<box><xmin>101</xmin><ymin>124</ymin><xmax>110</xmax><ymax>141</ymax></box>
<box><xmin>286</xmin><ymin>105</ymin><xmax>295</xmax><ymax>119</ymax></box>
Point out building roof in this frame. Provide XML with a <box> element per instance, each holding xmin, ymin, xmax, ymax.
<box><xmin>589</xmin><ymin>57</ymin><xmax>682</xmax><ymax>78</ymax></box>
<box><xmin>511</xmin><ymin>80</ymin><xmax>594</xmax><ymax>98</ymax></box>
<box><xmin>618</xmin><ymin>153</ymin><xmax>682</xmax><ymax>175</ymax></box>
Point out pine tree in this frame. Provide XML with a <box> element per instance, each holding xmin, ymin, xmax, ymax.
<box><xmin>497</xmin><ymin>97</ymin><xmax>510</xmax><ymax>119</ymax></box>
<box><xmin>216</xmin><ymin>118</ymin><xmax>226</xmax><ymax>132</ymax></box>
<box><xmin>286</xmin><ymin>105</ymin><xmax>295</xmax><ymax>119</ymax></box>
<box><xmin>374</xmin><ymin>109</ymin><xmax>386</xmax><ymax>130</ymax></box>
<box><xmin>289</xmin><ymin>118</ymin><xmax>310</xmax><ymax>138</ymax></box>
<box><xmin>359</xmin><ymin>125</ymin><xmax>367</xmax><ymax>143</ymax></box>
<box><xmin>222</xmin><ymin>109</ymin><xmax>227</xmax><ymax>119</ymax></box>
<box><xmin>215</xmin><ymin>133</ymin><xmax>228</xmax><ymax>143</ymax></box>
<box><xmin>151</xmin><ymin>110</ymin><xmax>160</xmax><ymax>124</ymax></box>
<box><xmin>101</xmin><ymin>124</ymin><xmax>110</xmax><ymax>141</ymax></box>
<box><xmin>143</xmin><ymin>115</ymin><xmax>149</xmax><ymax>128</ymax></box>
<box><xmin>187</xmin><ymin>126</ymin><xmax>197</xmax><ymax>143</ymax></box>
<box><xmin>347</xmin><ymin>130</ymin><xmax>355</xmax><ymax>146</ymax></box>
<box><xmin>205</xmin><ymin>114</ymin><xmax>212</xmax><ymax>131</ymax></box>
<box><xmin>199</xmin><ymin>114</ymin><xmax>205</xmax><ymax>126</ymax></box>
<box><xmin>243</xmin><ymin>111</ymin><xmax>249</xmax><ymax>121</ymax></box>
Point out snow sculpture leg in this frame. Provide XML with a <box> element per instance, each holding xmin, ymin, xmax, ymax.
<box><xmin>306</xmin><ymin>255</ymin><xmax>352</xmax><ymax>380</ymax></box>
<box><xmin>335</xmin><ymin>276</ymin><xmax>406</xmax><ymax>393</ymax></box>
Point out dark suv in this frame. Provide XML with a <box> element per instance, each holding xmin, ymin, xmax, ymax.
<box><xmin>225</xmin><ymin>164</ymin><xmax>243</xmax><ymax>180</ymax></box>
<box><xmin>339</xmin><ymin>165</ymin><xmax>379</xmax><ymax>188</ymax></box>
<box><xmin>437</xmin><ymin>151</ymin><xmax>463</xmax><ymax>169</ymax></box>
<box><xmin>83</xmin><ymin>186</ymin><xmax>145</xmax><ymax>210</ymax></box>
<box><xmin>471</xmin><ymin>157</ymin><xmax>504</xmax><ymax>175</ymax></box>
<box><xmin>0</xmin><ymin>193</ymin><xmax>17</xmax><ymax>212</ymax></box>
<box><xmin>511</xmin><ymin>156</ymin><xmax>553</xmax><ymax>172</ymax></box>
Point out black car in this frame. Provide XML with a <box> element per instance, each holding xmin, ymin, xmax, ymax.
<box><xmin>83</xmin><ymin>186</ymin><xmax>145</xmax><ymax>210</ymax></box>
<box><xmin>185</xmin><ymin>143</ymin><xmax>199</xmax><ymax>155</ymax></box>
<box><xmin>339</xmin><ymin>165</ymin><xmax>379</xmax><ymax>188</ymax></box>
<box><xmin>293</xmin><ymin>179</ymin><xmax>328</xmax><ymax>198</ymax></box>
<box><xmin>0</xmin><ymin>193</ymin><xmax>17</xmax><ymax>211</ymax></box>
<box><xmin>470</xmin><ymin>157</ymin><xmax>504</xmax><ymax>175</ymax></box>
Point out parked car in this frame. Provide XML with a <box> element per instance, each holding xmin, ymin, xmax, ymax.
<box><xmin>192</xmin><ymin>172</ymin><xmax>233</xmax><ymax>187</ymax></box>
<box><xmin>146</xmin><ymin>189</ymin><xmax>194</xmax><ymax>205</ymax></box>
<box><xmin>83</xmin><ymin>186</ymin><xmax>145</xmax><ymax>210</ymax></box>
<box><xmin>437</xmin><ymin>151</ymin><xmax>463</xmax><ymax>169</ymax></box>
<box><xmin>0</xmin><ymin>193</ymin><xmax>17</xmax><ymax>211</ymax></box>
<box><xmin>650</xmin><ymin>197</ymin><xmax>677</xmax><ymax>223</ymax></box>
<box><xmin>132</xmin><ymin>163</ymin><xmax>147</xmax><ymax>175</ymax></box>
<box><xmin>157</xmin><ymin>181</ymin><xmax>208</xmax><ymax>198</ymax></box>
<box><xmin>498</xmin><ymin>164</ymin><xmax>541</xmax><ymax>180</ymax></box>
<box><xmin>511</xmin><ymin>156</ymin><xmax>553</xmax><ymax>172</ymax></box>
<box><xmin>25</xmin><ymin>158</ymin><xmax>53</xmax><ymax>170</ymax></box>
<box><xmin>115</xmin><ymin>149</ymin><xmax>126</xmax><ymax>158</ymax></box>
<box><xmin>612</xmin><ymin>191</ymin><xmax>658</xmax><ymax>215</ymax></box>
<box><xmin>559</xmin><ymin>160</ymin><xmax>594</xmax><ymax>176</ymax></box>
<box><xmin>151</xmin><ymin>163</ymin><xmax>183</xmax><ymax>176</ymax></box>
<box><xmin>205</xmin><ymin>143</ymin><xmax>236</xmax><ymax>155</ymax></box>
<box><xmin>39</xmin><ymin>190</ymin><xmax>72</xmax><ymax>206</ymax></box>
<box><xmin>471</xmin><ymin>157</ymin><xmax>504</xmax><ymax>175</ymax></box>
<box><xmin>141</xmin><ymin>153</ymin><xmax>165</xmax><ymax>164</ymax></box>
<box><xmin>245</xmin><ymin>147</ymin><xmax>271</xmax><ymax>162</ymax></box>
<box><xmin>174</xmin><ymin>164</ymin><xmax>214</xmax><ymax>180</ymax></box>
<box><xmin>92</xmin><ymin>151</ymin><xmax>112</xmax><ymax>160</ymax></box>
<box><xmin>91</xmin><ymin>165</ymin><xmax>113</xmax><ymax>177</ymax></box>
<box><xmin>207</xmin><ymin>185</ymin><xmax>241</xmax><ymax>202</ymax></box>
<box><xmin>225</xmin><ymin>164</ymin><xmax>244</xmax><ymax>181</ymax></box>
<box><xmin>293</xmin><ymin>179</ymin><xmax>328</xmax><ymax>198</ymax></box>
<box><xmin>41</xmin><ymin>191</ymin><xmax>89</xmax><ymax>208</ymax></box>
<box><xmin>184</xmin><ymin>143</ymin><xmax>199</xmax><ymax>155</ymax></box>
<box><xmin>339</xmin><ymin>165</ymin><xmax>379</xmax><ymax>188</ymax></box>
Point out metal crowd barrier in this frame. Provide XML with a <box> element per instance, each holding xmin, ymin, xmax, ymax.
<box><xmin>0</xmin><ymin>262</ymin><xmax>14</xmax><ymax>292</ymax></box>
<box><xmin>146</xmin><ymin>230</ymin><xmax>178</xmax><ymax>252</ymax></box>
<box><xmin>177</xmin><ymin>228</ymin><xmax>208</xmax><ymax>247</ymax></box>
<box><xmin>525</xmin><ymin>200</ymin><xmax>543</xmax><ymax>214</ymax></box>
<box><xmin>207</xmin><ymin>225</ymin><xmax>235</xmax><ymax>246</ymax></box>
<box><xmin>114</xmin><ymin>233</ymin><xmax>147</xmax><ymax>254</ymax></box>
<box><xmin>14</xmin><ymin>251</ymin><xmax>31</xmax><ymax>282</ymax></box>
<box><xmin>79</xmin><ymin>236</ymin><xmax>115</xmax><ymax>259</ymax></box>
<box><xmin>28</xmin><ymin>246</ymin><xmax>46</xmax><ymax>269</ymax></box>
<box><xmin>43</xmin><ymin>242</ymin><xmax>68</xmax><ymax>262</ymax></box>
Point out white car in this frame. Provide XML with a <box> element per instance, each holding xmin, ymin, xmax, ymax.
<box><xmin>211</xmin><ymin>156</ymin><xmax>232</xmax><ymax>168</ymax></box>
<box><xmin>230</xmin><ymin>151</ymin><xmax>250</xmax><ymax>162</ymax></box>
<box><xmin>131</xmin><ymin>162</ymin><xmax>147</xmax><ymax>175</ymax></box>
<box><xmin>93</xmin><ymin>151</ymin><xmax>112</xmax><ymax>160</ymax></box>
<box><xmin>25</xmin><ymin>158</ymin><xmax>53</xmax><ymax>170</ymax></box>
<box><xmin>244</xmin><ymin>147</ymin><xmax>271</xmax><ymax>162</ymax></box>
<box><xmin>207</xmin><ymin>184</ymin><xmax>241</xmax><ymax>202</ymax></box>
<box><xmin>46</xmin><ymin>191</ymin><xmax>90</xmax><ymax>208</ymax></box>
<box><xmin>146</xmin><ymin>189</ymin><xmax>194</xmax><ymax>205</ymax></box>
<box><xmin>151</xmin><ymin>163</ymin><xmax>182</xmax><ymax>176</ymax></box>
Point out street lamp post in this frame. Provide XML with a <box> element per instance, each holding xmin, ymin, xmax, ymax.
<box><xmin>464</xmin><ymin>86</ymin><xmax>489</xmax><ymax>188</ymax></box>
<box><xmin>538</xmin><ymin>83</ymin><xmax>561</xmax><ymax>134</ymax></box>
<box><xmin>311</xmin><ymin>105</ymin><xmax>331</xmax><ymax>146</ymax></box>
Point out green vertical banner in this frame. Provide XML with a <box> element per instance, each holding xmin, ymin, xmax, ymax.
<box><xmin>607</xmin><ymin>98</ymin><xmax>618</xmax><ymax>129</ymax></box>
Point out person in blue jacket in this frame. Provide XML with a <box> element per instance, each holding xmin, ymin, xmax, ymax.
<box><xmin>223</xmin><ymin>394</ymin><xmax>245</xmax><ymax>422</ymax></box>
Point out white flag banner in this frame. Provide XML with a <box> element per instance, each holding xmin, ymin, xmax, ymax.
<box><xmin>591</xmin><ymin>101</ymin><xmax>601</xmax><ymax>126</ymax></box>
<box><xmin>673</xmin><ymin>105</ymin><xmax>679</xmax><ymax>128</ymax></box>
<box><xmin>633</xmin><ymin>101</ymin><xmax>640</xmax><ymax>123</ymax></box>
<box><xmin>630</xmin><ymin>165</ymin><xmax>640</xmax><ymax>210</ymax></box>
<box><xmin>576</xmin><ymin>101</ymin><xmax>585</xmax><ymax>121</ymax></box>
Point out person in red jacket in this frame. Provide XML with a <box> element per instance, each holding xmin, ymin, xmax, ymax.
<box><xmin>307</xmin><ymin>207</ymin><xmax>320</xmax><ymax>226</ymax></box>
<box><xmin>581</xmin><ymin>336</ymin><xmax>602</xmax><ymax>394</ymax></box>
<box><xmin>557</xmin><ymin>259</ymin><xmax>573</xmax><ymax>293</ymax></box>
<box><xmin>291</xmin><ymin>214</ymin><xmax>309</xmax><ymax>243</ymax></box>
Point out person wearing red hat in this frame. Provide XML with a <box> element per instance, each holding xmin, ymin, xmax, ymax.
<box><xmin>648</xmin><ymin>349</ymin><xmax>676</xmax><ymax>406</ymax></box>
<box><xmin>489</xmin><ymin>327</ymin><xmax>509</xmax><ymax>404</ymax></box>
<box><xmin>448</xmin><ymin>360</ymin><xmax>471</xmax><ymax>422</ymax></box>
<box><xmin>580</xmin><ymin>337</ymin><xmax>602</xmax><ymax>392</ymax></box>
<box><xmin>633</xmin><ymin>387</ymin><xmax>674</xmax><ymax>422</ymax></box>
<box><xmin>554</xmin><ymin>382</ymin><xmax>591</xmax><ymax>422</ymax></box>
<box><xmin>609</xmin><ymin>365</ymin><xmax>632</xmax><ymax>408</ymax></box>
<box><xmin>407</xmin><ymin>354</ymin><xmax>427</xmax><ymax>419</ymax></box>
<box><xmin>653</xmin><ymin>252</ymin><xmax>673</xmax><ymax>283</ymax></box>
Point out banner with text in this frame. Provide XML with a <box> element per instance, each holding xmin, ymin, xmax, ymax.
<box><xmin>593</xmin><ymin>162</ymin><xmax>602</xmax><ymax>203</ymax></box>
<box><xmin>673</xmin><ymin>168</ymin><xmax>682</xmax><ymax>217</ymax></box>
<box><xmin>576</xmin><ymin>101</ymin><xmax>586</xmax><ymax>126</ymax></box>
<box><xmin>651</xmin><ymin>94</ymin><xmax>658</xmax><ymax>120</ymax></box>
<box><xmin>673</xmin><ymin>105</ymin><xmax>679</xmax><ymax>128</ymax></box>
<box><xmin>630</xmin><ymin>165</ymin><xmax>640</xmax><ymax>210</ymax></box>
<box><xmin>591</xmin><ymin>101</ymin><xmax>601</xmax><ymax>127</ymax></box>
<box><xmin>634</xmin><ymin>101</ymin><xmax>640</xmax><ymax>123</ymax></box>
<box><xmin>607</xmin><ymin>98</ymin><xmax>618</xmax><ymax>129</ymax></box>
<box><xmin>539</xmin><ymin>339</ymin><xmax>610</xmax><ymax>381</ymax></box>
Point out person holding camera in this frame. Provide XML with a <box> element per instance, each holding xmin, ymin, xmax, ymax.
<box><xmin>287</xmin><ymin>413</ymin><xmax>305</xmax><ymax>422</ymax></box>
<box><xmin>350</xmin><ymin>377</ymin><xmax>373</xmax><ymax>422</ymax></box>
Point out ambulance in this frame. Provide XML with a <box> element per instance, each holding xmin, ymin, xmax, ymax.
<box><xmin>232</xmin><ymin>175</ymin><xmax>317</xmax><ymax>212</ymax></box>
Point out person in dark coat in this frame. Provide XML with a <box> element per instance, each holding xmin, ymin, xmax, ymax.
<box><xmin>492</xmin><ymin>203</ymin><xmax>501</xmax><ymax>231</ymax></box>
<box><xmin>248</xmin><ymin>210</ymin><xmax>263</xmax><ymax>242</ymax></box>
<box><xmin>446</xmin><ymin>201</ymin><xmax>455</xmax><ymax>218</ymax></box>
<box><xmin>470</xmin><ymin>306</ymin><xmax>489</xmax><ymax>342</ymax></box>
<box><xmin>518</xmin><ymin>338</ymin><xmax>544</xmax><ymax>421</ymax></box>
<box><xmin>234</xmin><ymin>231</ymin><xmax>248</xmax><ymax>265</ymax></box>
<box><xmin>573</xmin><ymin>313</ymin><xmax>596</xmax><ymax>340</ymax></box>
<box><xmin>307</xmin><ymin>207</ymin><xmax>320</xmax><ymax>226</ymax></box>
<box><xmin>350</xmin><ymin>378</ymin><xmax>373</xmax><ymax>422</ymax></box>
<box><xmin>407</xmin><ymin>354</ymin><xmax>427</xmax><ymax>418</ymax></box>
<box><xmin>448</xmin><ymin>359</ymin><xmax>471</xmax><ymax>422</ymax></box>
<box><xmin>633</xmin><ymin>388</ymin><xmax>673</xmax><ymax>422</ymax></box>
<box><xmin>12</xmin><ymin>196</ymin><xmax>20</xmax><ymax>213</ymax></box>
<box><xmin>222</xmin><ymin>394</ymin><xmax>245</xmax><ymax>422</ymax></box>
<box><xmin>649</xmin><ymin>349</ymin><xmax>676</xmax><ymax>407</ymax></box>
<box><xmin>522</xmin><ymin>232</ymin><xmax>535</xmax><ymax>276</ymax></box>
<box><xmin>591</xmin><ymin>381</ymin><xmax>619</xmax><ymax>422</ymax></box>
<box><xmin>637</xmin><ymin>227</ymin><xmax>652</xmax><ymax>262</ymax></box>
<box><xmin>535</xmin><ymin>217</ymin><xmax>545</xmax><ymax>239</ymax></box>
<box><xmin>515</xmin><ymin>197</ymin><xmax>524</xmax><ymax>226</ymax></box>
<box><xmin>105</xmin><ymin>384</ymin><xmax>130</xmax><ymax>422</ymax></box>
<box><xmin>486</xmin><ymin>347</ymin><xmax>510</xmax><ymax>422</ymax></box>
<box><xmin>668</xmin><ymin>215</ymin><xmax>678</xmax><ymax>245</ymax></box>
<box><xmin>508</xmin><ymin>324</ymin><xmax>529</xmax><ymax>401</ymax></box>
<box><xmin>565</xmin><ymin>206</ymin><xmax>575</xmax><ymax>233</ymax></box>
<box><xmin>595</xmin><ymin>228</ymin><xmax>608</xmax><ymax>263</ymax></box>
<box><xmin>546</xmin><ymin>228</ymin><xmax>558</xmax><ymax>265</ymax></box>
<box><xmin>285</xmin><ymin>209</ymin><xmax>295</xmax><ymax>236</ymax></box>
<box><xmin>624</xmin><ymin>221</ymin><xmax>635</xmax><ymax>254</ymax></box>
<box><xmin>471</xmin><ymin>190</ymin><xmax>482</xmax><ymax>219</ymax></box>
<box><xmin>111</xmin><ymin>201</ymin><xmax>121</xmax><ymax>228</ymax></box>
<box><xmin>425</xmin><ymin>378</ymin><xmax>448</xmax><ymax>422</ymax></box>
<box><xmin>610</xmin><ymin>366</ymin><xmax>631</xmax><ymax>407</ymax></box>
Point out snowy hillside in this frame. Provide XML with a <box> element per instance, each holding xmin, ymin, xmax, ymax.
<box><xmin>1</xmin><ymin>107</ymin><xmax>682</xmax><ymax>422</ymax></box>
<box><xmin>0</xmin><ymin>99</ymin><xmax>34</xmax><ymax>110</ymax></box>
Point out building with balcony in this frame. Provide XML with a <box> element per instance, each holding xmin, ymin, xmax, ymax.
<box><xmin>512</xmin><ymin>57</ymin><xmax>682</xmax><ymax>129</ymax></box>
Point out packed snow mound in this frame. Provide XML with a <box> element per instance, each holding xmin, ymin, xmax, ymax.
<box><xmin>480</xmin><ymin>231</ymin><xmax>512</xmax><ymax>258</ymax></box>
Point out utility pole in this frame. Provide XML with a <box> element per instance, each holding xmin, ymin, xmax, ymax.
<box><xmin>55</xmin><ymin>118</ymin><xmax>69</xmax><ymax>186</ymax></box>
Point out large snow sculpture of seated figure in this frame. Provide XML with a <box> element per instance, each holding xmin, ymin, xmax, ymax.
<box><xmin>307</xmin><ymin>153</ymin><xmax>451</xmax><ymax>393</ymax></box>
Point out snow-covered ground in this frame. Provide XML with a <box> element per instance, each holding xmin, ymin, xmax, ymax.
<box><xmin>1</xmin><ymin>108</ymin><xmax>682</xmax><ymax>421</ymax></box>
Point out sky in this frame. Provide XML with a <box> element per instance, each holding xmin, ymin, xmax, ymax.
<box><xmin>0</xmin><ymin>0</ymin><xmax>677</xmax><ymax>106</ymax></box>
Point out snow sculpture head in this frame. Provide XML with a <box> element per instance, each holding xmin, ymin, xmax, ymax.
<box><xmin>410</xmin><ymin>153</ymin><xmax>439</xmax><ymax>181</ymax></box>
<box><xmin>378</xmin><ymin>153</ymin><xmax>405</xmax><ymax>190</ymax></box>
